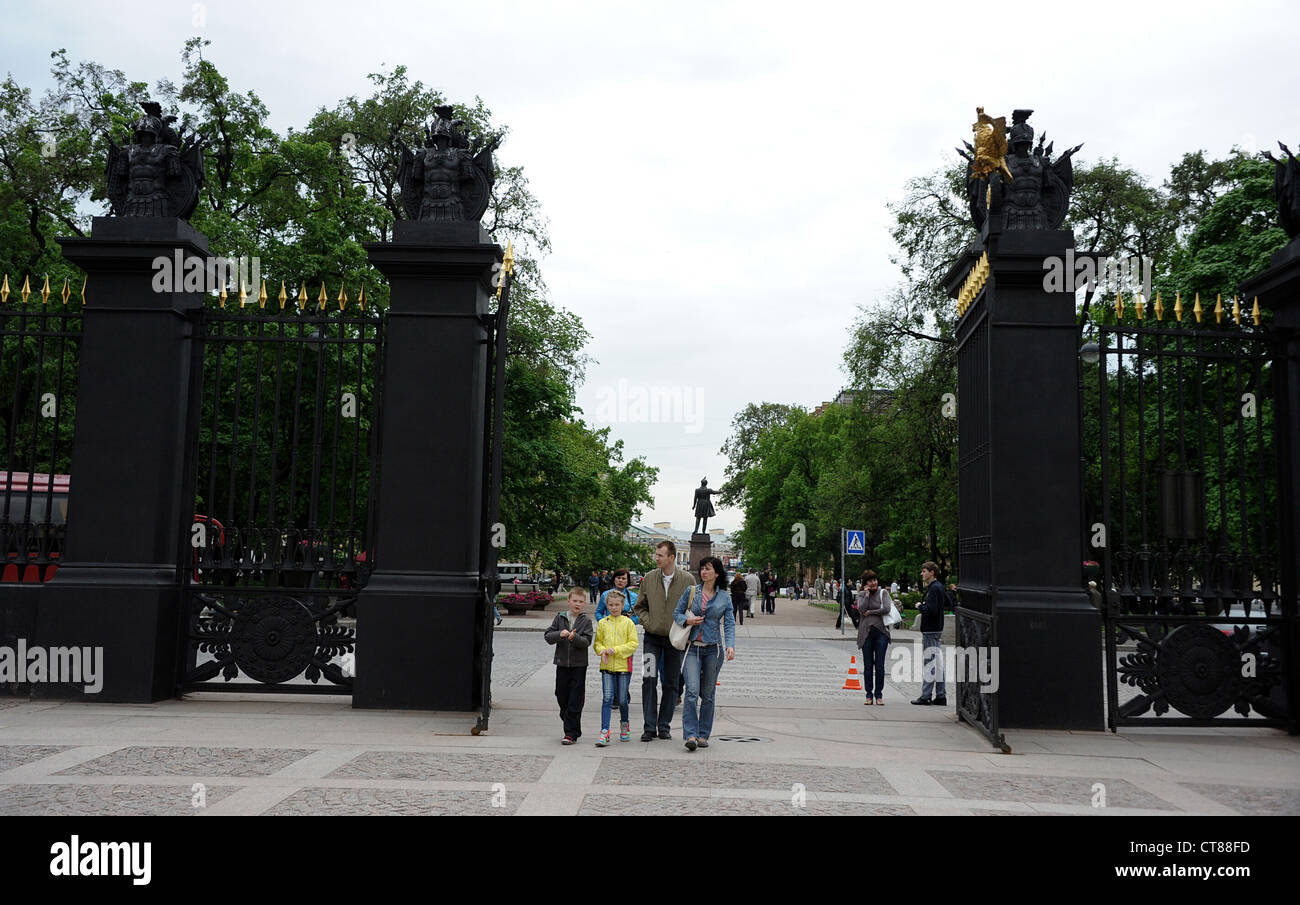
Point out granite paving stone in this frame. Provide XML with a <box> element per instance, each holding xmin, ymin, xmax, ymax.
<box><xmin>1178</xmin><ymin>782</ymin><xmax>1300</xmax><ymax>815</ymax></box>
<box><xmin>0</xmin><ymin>783</ymin><xmax>239</xmax><ymax>815</ymax></box>
<box><xmin>57</xmin><ymin>746</ymin><xmax>313</xmax><ymax>777</ymax></box>
<box><xmin>267</xmin><ymin>787</ymin><xmax>517</xmax><ymax>815</ymax></box>
<box><xmin>578</xmin><ymin>793</ymin><xmax>913</xmax><ymax>816</ymax></box>
<box><xmin>0</xmin><ymin>745</ymin><xmax>69</xmax><ymax>772</ymax></box>
<box><xmin>329</xmin><ymin>751</ymin><xmax>552</xmax><ymax>783</ymax></box>
<box><xmin>928</xmin><ymin>771</ymin><xmax>1179</xmax><ymax>810</ymax></box>
<box><xmin>593</xmin><ymin>757</ymin><xmax>897</xmax><ymax>794</ymax></box>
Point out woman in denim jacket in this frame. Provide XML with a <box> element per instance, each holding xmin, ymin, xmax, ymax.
<box><xmin>673</xmin><ymin>555</ymin><xmax>736</xmax><ymax>751</ymax></box>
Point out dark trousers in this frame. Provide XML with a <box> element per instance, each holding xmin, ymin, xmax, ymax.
<box><xmin>862</xmin><ymin>627</ymin><xmax>889</xmax><ymax>698</ymax></box>
<box><xmin>640</xmin><ymin>632</ymin><xmax>683</xmax><ymax>734</ymax></box>
<box><xmin>763</xmin><ymin>593</ymin><xmax>775</xmax><ymax>614</ymax></box>
<box><xmin>732</xmin><ymin>599</ymin><xmax>745</xmax><ymax>625</ymax></box>
<box><xmin>554</xmin><ymin>665</ymin><xmax>586</xmax><ymax>738</ymax></box>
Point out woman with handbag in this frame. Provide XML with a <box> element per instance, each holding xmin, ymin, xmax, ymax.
<box><xmin>855</xmin><ymin>570</ymin><xmax>896</xmax><ymax>706</ymax></box>
<box><xmin>672</xmin><ymin>555</ymin><xmax>736</xmax><ymax>751</ymax></box>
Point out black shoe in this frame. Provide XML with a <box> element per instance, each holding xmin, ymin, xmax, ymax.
<box><xmin>640</xmin><ymin>731</ymin><xmax>656</xmax><ymax>742</ymax></box>
<box><xmin>933</xmin><ymin>697</ymin><xmax>948</xmax><ymax>706</ymax></box>
<box><xmin>658</xmin><ymin>729</ymin><xmax>672</xmax><ymax>740</ymax></box>
<box><xmin>696</xmin><ymin>739</ymin><xmax>709</xmax><ymax>748</ymax></box>
<box><xmin>685</xmin><ymin>738</ymin><xmax>697</xmax><ymax>751</ymax></box>
<box><xmin>911</xmin><ymin>697</ymin><xmax>932</xmax><ymax>705</ymax></box>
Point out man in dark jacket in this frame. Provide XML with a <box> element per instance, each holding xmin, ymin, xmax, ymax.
<box><xmin>545</xmin><ymin>588</ymin><xmax>595</xmax><ymax>743</ymax></box>
<box><xmin>912</xmin><ymin>561</ymin><xmax>947</xmax><ymax>706</ymax></box>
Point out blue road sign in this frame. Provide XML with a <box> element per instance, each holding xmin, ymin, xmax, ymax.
<box><xmin>845</xmin><ymin>530</ymin><xmax>865</xmax><ymax>555</ymax></box>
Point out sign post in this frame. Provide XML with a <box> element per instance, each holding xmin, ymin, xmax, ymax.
<box><xmin>842</xmin><ymin>529</ymin><xmax>865</xmax><ymax>636</ymax></box>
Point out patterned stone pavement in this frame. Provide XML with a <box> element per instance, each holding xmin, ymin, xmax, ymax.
<box><xmin>0</xmin><ymin>783</ymin><xmax>239</xmax><ymax>815</ymax></box>
<box><xmin>58</xmin><ymin>746</ymin><xmax>314</xmax><ymax>777</ymax></box>
<box><xmin>0</xmin><ymin>629</ymin><xmax>1296</xmax><ymax>816</ymax></box>
<box><xmin>577</xmin><ymin>794</ymin><xmax>915</xmax><ymax>816</ymax></box>
<box><xmin>329</xmin><ymin>751</ymin><xmax>552</xmax><ymax>783</ymax></box>
<box><xmin>266</xmin><ymin>788</ymin><xmax>518</xmax><ymax>816</ymax></box>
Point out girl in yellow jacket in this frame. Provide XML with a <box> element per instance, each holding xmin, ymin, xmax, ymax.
<box><xmin>593</xmin><ymin>590</ymin><xmax>639</xmax><ymax>745</ymax></box>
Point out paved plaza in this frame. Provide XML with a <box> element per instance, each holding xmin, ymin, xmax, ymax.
<box><xmin>1</xmin><ymin>602</ymin><xmax>1297</xmax><ymax>816</ymax></box>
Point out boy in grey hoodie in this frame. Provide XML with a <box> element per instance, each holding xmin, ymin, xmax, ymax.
<box><xmin>545</xmin><ymin>587</ymin><xmax>595</xmax><ymax>743</ymax></box>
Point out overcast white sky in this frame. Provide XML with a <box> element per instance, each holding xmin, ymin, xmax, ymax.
<box><xmin>4</xmin><ymin>0</ymin><xmax>1298</xmax><ymax>529</ymax></box>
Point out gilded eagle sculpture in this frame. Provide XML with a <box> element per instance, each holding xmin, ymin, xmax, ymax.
<box><xmin>958</xmin><ymin>108</ymin><xmax>1081</xmax><ymax>232</ymax></box>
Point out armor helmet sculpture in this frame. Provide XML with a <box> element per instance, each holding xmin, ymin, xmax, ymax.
<box><xmin>1009</xmin><ymin>109</ymin><xmax>1035</xmax><ymax>148</ymax></box>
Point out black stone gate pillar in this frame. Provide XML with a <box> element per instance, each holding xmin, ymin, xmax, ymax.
<box><xmin>353</xmin><ymin>222</ymin><xmax>500</xmax><ymax>711</ymax></box>
<box><xmin>38</xmin><ymin>218</ymin><xmax>208</xmax><ymax>701</ymax></box>
<box><xmin>946</xmin><ymin>227</ymin><xmax>1104</xmax><ymax>730</ymax></box>
<box><xmin>1241</xmin><ymin>238</ymin><xmax>1300</xmax><ymax>732</ymax></box>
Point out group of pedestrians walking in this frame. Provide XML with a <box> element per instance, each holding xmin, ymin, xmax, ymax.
<box><xmin>545</xmin><ymin>540</ymin><xmax>736</xmax><ymax>751</ymax></box>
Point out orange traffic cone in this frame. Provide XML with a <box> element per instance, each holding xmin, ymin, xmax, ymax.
<box><xmin>842</xmin><ymin>656</ymin><xmax>863</xmax><ymax>691</ymax></box>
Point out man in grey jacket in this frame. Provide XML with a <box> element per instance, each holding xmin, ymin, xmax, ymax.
<box><xmin>633</xmin><ymin>541</ymin><xmax>697</xmax><ymax>741</ymax></box>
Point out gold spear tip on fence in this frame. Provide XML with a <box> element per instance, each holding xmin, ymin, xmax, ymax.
<box><xmin>357</xmin><ymin>285</ymin><xmax>366</xmax><ymax>309</ymax></box>
<box><xmin>61</xmin><ymin>277</ymin><xmax>70</xmax><ymax>305</ymax></box>
<box><xmin>258</xmin><ymin>280</ymin><xmax>268</xmax><ymax>309</ymax></box>
<box><xmin>297</xmin><ymin>285</ymin><xmax>308</xmax><ymax>310</ymax></box>
<box><xmin>41</xmin><ymin>276</ymin><xmax>50</xmax><ymax>304</ymax></box>
<box><xmin>1134</xmin><ymin>292</ymin><xmax>1145</xmax><ymax>320</ymax></box>
<box><xmin>238</xmin><ymin>280</ymin><xmax>249</xmax><ymax>308</ymax></box>
<box><xmin>1252</xmin><ymin>296</ymin><xmax>1261</xmax><ymax>326</ymax></box>
<box><xmin>1174</xmin><ymin>291</ymin><xmax>1183</xmax><ymax>322</ymax></box>
<box><xmin>21</xmin><ymin>275</ymin><xmax>31</xmax><ymax>304</ymax></box>
<box><xmin>338</xmin><ymin>284</ymin><xmax>348</xmax><ymax>311</ymax></box>
<box><xmin>1214</xmin><ymin>292</ymin><xmax>1223</xmax><ymax>324</ymax></box>
<box><xmin>1193</xmin><ymin>292</ymin><xmax>1203</xmax><ymax>323</ymax></box>
<box><xmin>218</xmin><ymin>285</ymin><xmax>227</xmax><ymax>308</ymax></box>
<box><xmin>1</xmin><ymin>274</ymin><xmax>9</xmax><ymax>305</ymax></box>
<box><xmin>318</xmin><ymin>281</ymin><xmax>328</xmax><ymax>311</ymax></box>
<box><xmin>1114</xmin><ymin>289</ymin><xmax>1124</xmax><ymax>319</ymax></box>
<box><xmin>1154</xmin><ymin>292</ymin><xmax>1164</xmax><ymax>321</ymax></box>
<box><xmin>504</xmin><ymin>241</ymin><xmax>515</xmax><ymax>275</ymax></box>
<box><xmin>80</xmin><ymin>275</ymin><xmax>86</xmax><ymax>304</ymax></box>
<box><xmin>1232</xmin><ymin>295</ymin><xmax>1241</xmax><ymax>325</ymax></box>
<box><xmin>278</xmin><ymin>281</ymin><xmax>287</xmax><ymax>310</ymax></box>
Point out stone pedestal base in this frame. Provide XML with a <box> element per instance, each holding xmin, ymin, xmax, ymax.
<box><xmin>689</xmin><ymin>534</ymin><xmax>713</xmax><ymax>577</ymax></box>
<box><xmin>995</xmin><ymin>589</ymin><xmax>1104</xmax><ymax>730</ymax></box>
<box><xmin>353</xmin><ymin>574</ymin><xmax>479</xmax><ymax>711</ymax></box>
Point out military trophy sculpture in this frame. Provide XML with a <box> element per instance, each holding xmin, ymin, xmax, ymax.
<box><xmin>395</xmin><ymin>106</ymin><xmax>500</xmax><ymax>224</ymax></box>
<box><xmin>958</xmin><ymin>107</ymin><xmax>1081</xmax><ymax>234</ymax></box>
<box><xmin>105</xmin><ymin>101</ymin><xmax>204</xmax><ymax>220</ymax></box>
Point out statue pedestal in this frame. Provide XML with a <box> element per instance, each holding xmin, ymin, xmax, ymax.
<box><xmin>689</xmin><ymin>533</ymin><xmax>713</xmax><ymax>577</ymax></box>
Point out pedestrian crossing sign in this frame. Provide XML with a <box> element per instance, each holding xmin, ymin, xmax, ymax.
<box><xmin>846</xmin><ymin>530</ymin><xmax>865</xmax><ymax>555</ymax></box>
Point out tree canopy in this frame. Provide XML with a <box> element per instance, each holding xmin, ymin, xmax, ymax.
<box><xmin>0</xmin><ymin>41</ymin><xmax>652</xmax><ymax>578</ymax></box>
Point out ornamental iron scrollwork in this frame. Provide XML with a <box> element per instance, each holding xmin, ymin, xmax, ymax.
<box><xmin>187</xmin><ymin>593</ymin><xmax>355</xmax><ymax>688</ymax></box>
<box><xmin>1115</xmin><ymin>622</ymin><xmax>1284</xmax><ymax>720</ymax></box>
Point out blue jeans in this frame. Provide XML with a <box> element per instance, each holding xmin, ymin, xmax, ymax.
<box><xmin>862</xmin><ymin>626</ymin><xmax>889</xmax><ymax>698</ymax></box>
<box><xmin>601</xmin><ymin>670</ymin><xmax>630</xmax><ymax>730</ymax></box>
<box><xmin>921</xmin><ymin>631</ymin><xmax>946</xmax><ymax>699</ymax></box>
<box><xmin>641</xmin><ymin>632</ymin><xmax>682</xmax><ymax>734</ymax></box>
<box><xmin>681</xmin><ymin>643</ymin><xmax>723</xmax><ymax>740</ymax></box>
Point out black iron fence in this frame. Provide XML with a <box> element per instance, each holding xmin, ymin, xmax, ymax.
<box><xmin>181</xmin><ymin>285</ymin><xmax>384</xmax><ymax>693</ymax></box>
<box><xmin>1084</xmin><ymin>294</ymin><xmax>1291</xmax><ymax>727</ymax></box>
<box><xmin>0</xmin><ymin>275</ymin><xmax>82</xmax><ymax>585</ymax></box>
